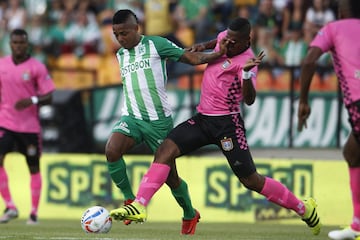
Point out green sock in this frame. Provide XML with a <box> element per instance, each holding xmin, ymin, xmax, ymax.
<box><xmin>171</xmin><ymin>179</ymin><xmax>195</xmax><ymax>219</ymax></box>
<box><xmin>107</xmin><ymin>159</ymin><xmax>135</xmax><ymax>201</ymax></box>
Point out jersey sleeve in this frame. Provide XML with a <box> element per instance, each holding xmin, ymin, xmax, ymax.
<box><xmin>310</xmin><ymin>24</ymin><xmax>334</xmax><ymax>52</ymax></box>
<box><xmin>152</xmin><ymin>36</ymin><xmax>185</xmax><ymax>61</ymax></box>
<box><xmin>35</xmin><ymin>61</ymin><xmax>56</xmax><ymax>95</ymax></box>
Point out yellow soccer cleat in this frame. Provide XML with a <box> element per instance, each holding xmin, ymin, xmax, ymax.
<box><xmin>301</xmin><ymin>198</ymin><xmax>321</xmax><ymax>235</ymax></box>
<box><xmin>110</xmin><ymin>202</ymin><xmax>147</xmax><ymax>223</ymax></box>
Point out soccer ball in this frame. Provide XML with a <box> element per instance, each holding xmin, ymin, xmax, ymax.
<box><xmin>81</xmin><ymin>206</ymin><xmax>112</xmax><ymax>233</ymax></box>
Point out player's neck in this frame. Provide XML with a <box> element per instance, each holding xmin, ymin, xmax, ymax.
<box><xmin>12</xmin><ymin>54</ymin><xmax>30</xmax><ymax>65</ymax></box>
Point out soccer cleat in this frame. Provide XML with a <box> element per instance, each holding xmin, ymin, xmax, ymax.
<box><xmin>26</xmin><ymin>214</ymin><xmax>39</xmax><ymax>225</ymax></box>
<box><xmin>123</xmin><ymin>199</ymin><xmax>134</xmax><ymax>226</ymax></box>
<box><xmin>328</xmin><ymin>227</ymin><xmax>360</xmax><ymax>240</ymax></box>
<box><xmin>181</xmin><ymin>209</ymin><xmax>200</xmax><ymax>235</ymax></box>
<box><xmin>110</xmin><ymin>201</ymin><xmax>147</xmax><ymax>223</ymax></box>
<box><xmin>0</xmin><ymin>208</ymin><xmax>19</xmax><ymax>224</ymax></box>
<box><xmin>301</xmin><ymin>198</ymin><xmax>321</xmax><ymax>235</ymax></box>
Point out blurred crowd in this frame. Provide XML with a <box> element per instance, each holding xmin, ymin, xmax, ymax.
<box><xmin>0</xmin><ymin>0</ymin><xmax>339</xmax><ymax>88</ymax></box>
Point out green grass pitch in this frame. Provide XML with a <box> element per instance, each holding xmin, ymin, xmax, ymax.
<box><xmin>0</xmin><ymin>219</ymin><xmax>336</xmax><ymax>239</ymax></box>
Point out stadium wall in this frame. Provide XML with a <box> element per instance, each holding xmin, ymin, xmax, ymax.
<box><xmin>2</xmin><ymin>153</ymin><xmax>350</xmax><ymax>226</ymax></box>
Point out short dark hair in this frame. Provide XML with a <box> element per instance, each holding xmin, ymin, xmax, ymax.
<box><xmin>112</xmin><ymin>9</ymin><xmax>139</xmax><ymax>25</ymax></box>
<box><xmin>228</xmin><ymin>18</ymin><xmax>251</xmax><ymax>37</ymax></box>
<box><xmin>10</xmin><ymin>28</ymin><xmax>28</xmax><ymax>38</ymax></box>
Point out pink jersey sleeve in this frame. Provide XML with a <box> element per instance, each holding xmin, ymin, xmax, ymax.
<box><xmin>310</xmin><ymin>19</ymin><xmax>360</xmax><ymax>105</ymax></box>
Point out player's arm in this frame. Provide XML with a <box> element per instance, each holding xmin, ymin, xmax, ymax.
<box><xmin>14</xmin><ymin>92</ymin><xmax>53</xmax><ymax>110</ymax></box>
<box><xmin>297</xmin><ymin>46</ymin><xmax>323</xmax><ymax>131</ymax></box>
<box><xmin>242</xmin><ymin>51</ymin><xmax>265</xmax><ymax>105</ymax></box>
<box><xmin>186</xmin><ymin>39</ymin><xmax>217</xmax><ymax>52</ymax></box>
<box><xmin>179</xmin><ymin>38</ymin><xmax>229</xmax><ymax>65</ymax></box>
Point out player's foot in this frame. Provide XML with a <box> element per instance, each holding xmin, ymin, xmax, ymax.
<box><xmin>26</xmin><ymin>214</ymin><xmax>39</xmax><ymax>225</ymax></box>
<box><xmin>110</xmin><ymin>201</ymin><xmax>147</xmax><ymax>223</ymax></box>
<box><xmin>301</xmin><ymin>198</ymin><xmax>321</xmax><ymax>235</ymax></box>
<box><xmin>181</xmin><ymin>209</ymin><xmax>200</xmax><ymax>235</ymax></box>
<box><xmin>0</xmin><ymin>208</ymin><xmax>19</xmax><ymax>224</ymax></box>
<box><xmin>328</xmin><ymin>227</ymin><xmax>360</xmax><ymax>240</ymax></box>
<box><xmin>123</xmin><ymin>199</ymin><xmax>134</xmax><ymax>225</ymax></box>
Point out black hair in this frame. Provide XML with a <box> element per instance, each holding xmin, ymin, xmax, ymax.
<box><xmin>350</xmin><ymin>0</ymin><xmax>360</xmax><ymax>18</ymax></box>
<box><xmin>112</xmin><ymin>9</ymin><xmax>139</xmax><ymax>25</ymax></box>
<box><xmin>228</xmin><ymin>17</ymin><xmax>251</xmax><ymax>37</ymax></box>
<box><xmin>10</xmin><ymin>28</ymin><xmax>28</xmax><ymax>38</ymax></box>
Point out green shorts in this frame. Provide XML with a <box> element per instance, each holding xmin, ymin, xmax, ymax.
<box><xmin>112</xmin><ymin>115</ymin><xmax>173</xmax><ymax>152</ymax></box>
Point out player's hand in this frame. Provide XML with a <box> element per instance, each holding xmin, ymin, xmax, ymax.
<box><xmin>186</xmin><ymin>43</ymin><xmax>206</xmax><ymax>52</ymax></box>
<box><xmin>297</xmin><ymin>102</ymin><xmax>311</xmax><ymax>131</ymax></box>
<box><xmin>14</xmin><ymin>98</ymin><xmax>33</xmax><ymax>110</ymax></box>
<box><xmin>218</xmin><ymin>38</ymin><xmax>231</xmax><ymax>55</ymax></box>
<box><xmin>243</xmin><ymin>50</ymin><xmax>265</xmax><ymax>72</ymax></box>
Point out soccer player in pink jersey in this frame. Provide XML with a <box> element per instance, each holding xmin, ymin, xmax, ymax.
<box><xmin>0</xmin><ymin>29</ymin><xmax>56</xmax><ymax>224</ymax></box>
<box><xmin>297</xmin><ymin>1</ymin><xmax>360</xmax><ymax>239</ymax></box>
<box><xmin>110</xmin><ymin>17</ymin><xmax>321</xmax><ymax>236</ymax></box>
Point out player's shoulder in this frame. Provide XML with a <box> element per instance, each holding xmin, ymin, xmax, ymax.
<box><xmin>143</xmin><ymin>35</ymin><xmax>171</xmax><ymax>45</ymax></box>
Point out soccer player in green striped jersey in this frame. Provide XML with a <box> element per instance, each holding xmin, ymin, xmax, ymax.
<box><xmin>105</xmin><ymin>9</ymin><xmax>229</xmax><ymax>234</ymax></box>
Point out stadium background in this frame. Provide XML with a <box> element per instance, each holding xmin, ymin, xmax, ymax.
<box><xmin>0</xmin><ymin>0</ymin><xmax>351</xmax><ymax>228</ymax></box>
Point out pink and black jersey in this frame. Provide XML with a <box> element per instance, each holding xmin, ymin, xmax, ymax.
<box><xmin>0</xmin><ymin>56</ymin><xmax>55</xmax><ymax>133</ymax></box>
<box><xmin>197</xmin><ymin>31</ymin><xmax>257</xmax><ymax>115</ymax></box>
<box><xmin>310</xmin><ymin>19</ymin><xmax>360</xmax><ymax>106</ymax></box>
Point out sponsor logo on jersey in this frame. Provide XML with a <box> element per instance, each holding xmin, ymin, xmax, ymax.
<box><xmin>121</xmin><ymin>59</ymin><xmax>151</xmax><ymax>77</ymax></box>
<box><xmin>221</xmin><ymin>137</ymin><xmax>233</xmax><ymax>151</ymax></box>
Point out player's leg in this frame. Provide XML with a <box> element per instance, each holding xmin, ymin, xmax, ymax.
<box><xmin>0</xmin><ymin>128</ymin><xmax>19</xmax><ymax>224</ymax></box>
<box><xmin>19</xmin><ymin>132</ymin><xmax>42</xmax><ymax>224</ymax></box>
<box><xmin>105</xmin><ymin>116</ymin><xmax>140</xmax><ymax>202</ymax></box>
<box><xmin>329</xmin><ymin>101</ymin><xmax>360</xmax><ymax>240</ymax></box>
<box><xmin>218</xmin><ymin>113</ymin><xmax>320</xmax><ymax>235</ymax></box>
<box><xmin>143</xmin><ymin>117</ymin><xmax>200</xmax><ymax>234</ymax></box>
<box><xmin>110</xmin><ymin>114</ymin><xmax>209</xmax><ymax>226</ymax></box>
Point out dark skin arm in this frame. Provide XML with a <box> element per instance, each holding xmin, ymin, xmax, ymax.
<box><xmin>242</xmin><ymin>51</ymin><xmax>266</xmax><ymax>105</ymax></box>
<box><xmin>186</xmin><ymin>39</ymin><xmax>218</xmax><ymax>52</ymax></box>
<box><xmin>297</xmin><ymin>46</ymin><xmax>323</xmax><ymax>131</ymax></box>
<box><xmin>14</xmin><ymin>92</ymin><xmax>53</xmax><ymax>110</ymax></box>
<box><xmin>179</xmin><ymin>38</ymin><xmax>229</xmax><ymax>65</ymax></box>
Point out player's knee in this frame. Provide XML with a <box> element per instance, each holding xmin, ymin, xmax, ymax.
<box><xmin>29</xmin><ymin>165</ymin><xmax>40</xmax><ymax>174</ymax></box>
<box><xmin>240</xmin><ymin>173</ymin><xmax>264</xmax><ymax>193</ymax></box>
<box><xmin>105</xmin><ymin>146</ymin><xmax>122</xmax><ymax>163</ymax></box>
<box><xmin>154</xmin><ymin>139</ymin><xmax>179</xmax><ymax>164</ymax></box>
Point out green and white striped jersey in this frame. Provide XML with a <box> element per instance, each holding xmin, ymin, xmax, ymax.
<box><xmin>116</xmin><ymin>35</ymin><xmax>185</xmax><ymax>121</ymax></box>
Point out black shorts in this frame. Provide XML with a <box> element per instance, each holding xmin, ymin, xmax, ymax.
<box><xmin>347</xmin><ymin>100</ymin><xmax>360</xmax><ymax>144</ymax></box>
<box><xmin>167</xmin><ymin>113</ymin><xmax>256</xmax><ymax>178</ymax></box>
<box><xmin>0</xmin><ymin>127</ymin><xmax>41</xmax><ymax>167</ymax></box>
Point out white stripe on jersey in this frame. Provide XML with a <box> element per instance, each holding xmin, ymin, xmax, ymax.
<box><xmin>121</xmin><ymin>50</ymin><xmax>142</xmax><ymax>118</ymax></box>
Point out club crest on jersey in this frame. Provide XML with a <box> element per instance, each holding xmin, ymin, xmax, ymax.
<box><xmin>138</xmin><ymin>44</ymin><xmax>146</xmax><ymax>55</ymax></box>
<box><xmin>22</xmin><ymin>71</ymin><xmax>30</xmax><ymax>81</ymax></box>
<box><xmin>355</xmin><ymin>70</ymin><xmax>360</xmax><ymax>79</ymax></box>
<box><xmin>222</xmin><ymin>59</ymin><xmax>231</xmax><ymax>69</ymax></box>
<box><xmin>221</xmin><ymin>137</ymin><xmax>233</xmax><ymax>151</ymax></box>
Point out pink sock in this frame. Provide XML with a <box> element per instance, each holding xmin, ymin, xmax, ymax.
<box><xmin>135</xmin><ymin>163</ymin><xmax>170</xmax><ymax>206</ymax></box>
<box><xmin>0</xmin><ymin>167</ymin><xmax>16</xmax><ymax>209</ymax></box>
<box><xmin>260</xmin><ymin>177</ymin><xmax>305</xmax><ymax>215</ymax></box>
<box><xmin>350</xmin><ymin>167</ymin><xmax>360</xmax><ymax>231</ymax></box>
<box><xmin>30</xmin><ymin>172</ymin><xmax>42</xmax><ymax>216</ymax></box>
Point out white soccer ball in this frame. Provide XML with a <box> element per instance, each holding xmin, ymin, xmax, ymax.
<box><xmin>81</xmin><ymin>206</ymin><xmax>112</xmax><ymax>233</ymax></box>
